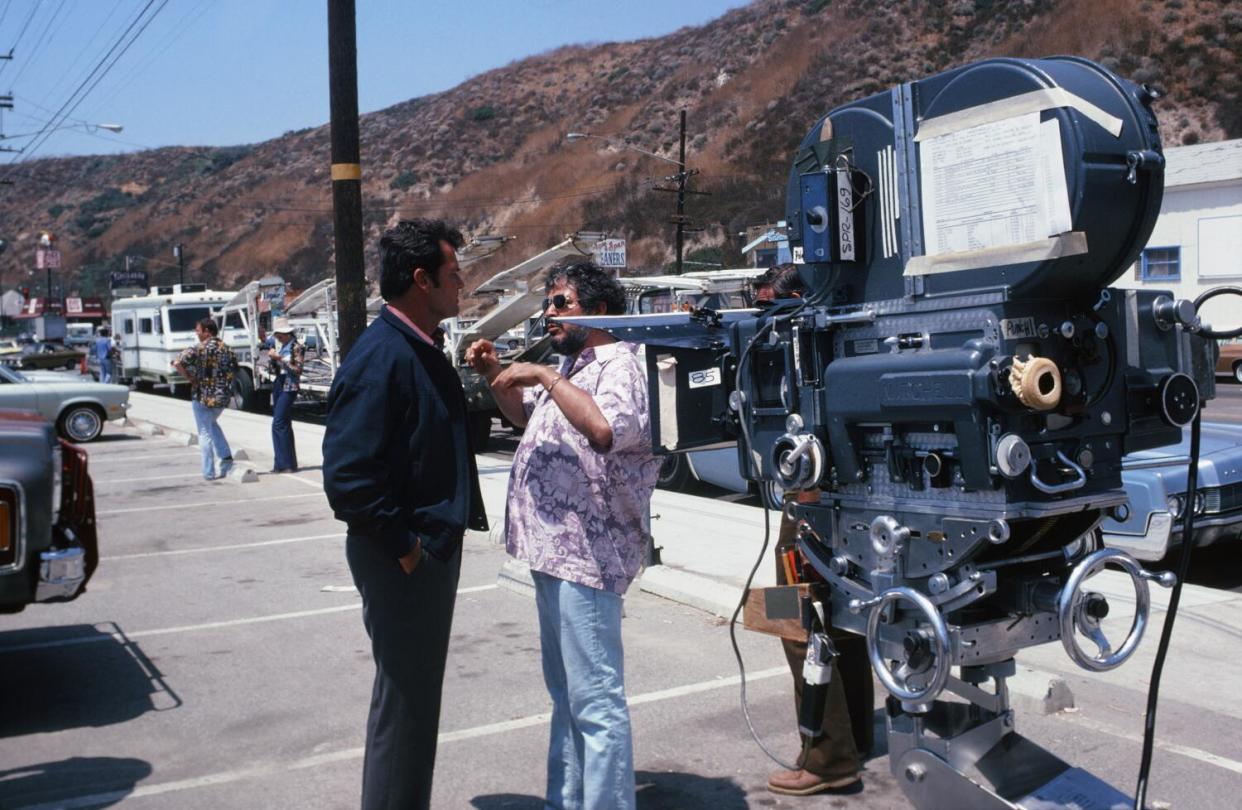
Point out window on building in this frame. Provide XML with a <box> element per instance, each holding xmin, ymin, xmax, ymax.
<box><xmin>224</xmin><ymin>311</ymin><xmax>244</xmax><ymax>330</ymax></box>
<box><xmin>168</xmin><ymin>306</ymin><xmax>211</xmax><ymax>333</ymax></box>
<box><xmin>1140</xmin><ymin>246</ymin><xmax>1180</xmax><ymax>281</ymax></box>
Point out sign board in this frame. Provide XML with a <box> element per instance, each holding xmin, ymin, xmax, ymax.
<box><xmin>594</xmin><ymin>239</ymin><xmax>627</xmax><ymax>269</ymax></box>
<box><xmin>35</xmin><ymin>248</ymin><xmax>61</xmax><ymax>270</ymax></box>
<box><xmin>110</xmin><ymin>269</ymin><xmax>149</xmax><ymax>289</ymax></box>
<box><xmin>65</xmin><ymin>297</ymin><xmax>83</xmax><ymax>315</ymax></box>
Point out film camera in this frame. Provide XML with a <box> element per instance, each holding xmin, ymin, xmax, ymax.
<box><xmin>568</xmin><ymin>57</ymin><xmax>1216</xmax><ymax>807</ymax></box>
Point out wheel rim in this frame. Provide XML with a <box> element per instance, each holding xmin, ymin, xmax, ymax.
<box><xmin>657</xmin><ymin>455</ymin><xmax>682</xmax><ymax>487</ymax></box>
<box><xmin>66</xmin><ymin>408</ymin><xmax>102</xmax><ymax>442</ymax></box>
<box><xmin>1234</xmin><ymin>363</ymin><xmax>1242</xmax><ymax>384</ymax></box>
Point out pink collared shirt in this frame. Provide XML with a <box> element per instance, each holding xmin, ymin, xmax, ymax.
<box><xmin>385</xmin><ymin>305</ymin><xmax>436</xmax><ymax>347</ymax></box>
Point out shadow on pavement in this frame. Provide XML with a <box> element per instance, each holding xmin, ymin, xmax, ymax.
<box><xmin>635</xmin><ymin>770</ymin><xmax>748</xmax><ymax>809</ymax></box>
<box><xmin>470</xmin><ymin>795</ymin><xmax>543</xmax><ymax>809</ymax></box>
<box><xmin>0</xmin><ymin>755</ymin><xmax>152</xmax><ymax>805</ymax></box>
<box><xmin>0</xmin><ymin>623</ymin><xmax>181</xmax><ymax>738</ymax></box>
<box><xmin>0</xmin><ymin>756</ymin><xmax>152</xmax><ymax>809</ymax></box>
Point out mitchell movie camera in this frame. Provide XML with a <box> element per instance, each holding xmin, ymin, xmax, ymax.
<box><xmin>568</xmin><ymin>57</ymin><xmax>1217</xmax><ymax>807</ymax></box>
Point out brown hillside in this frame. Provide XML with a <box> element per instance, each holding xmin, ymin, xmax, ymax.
<box><xmin>1</xmin><ymin>0</ymin><xmax>1236</xmax><ymax>305</ymax></box>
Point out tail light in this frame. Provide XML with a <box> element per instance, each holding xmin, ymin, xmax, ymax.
<box><xmin>0</xmin><ymin>484</ymin><xmax>19</xmax><ymax>569</ymax></box>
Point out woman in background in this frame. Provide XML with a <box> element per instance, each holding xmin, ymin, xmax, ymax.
<box><xmin>267</xmin><ymin>317</ymin><xmax>304</xmax><ymax>473</ymax></box>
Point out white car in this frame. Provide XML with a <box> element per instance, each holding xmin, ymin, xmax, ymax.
<box><xmin>0</xmin><ymin>365</ymin><xmax>130</xmax><ymax>442</ymax></box>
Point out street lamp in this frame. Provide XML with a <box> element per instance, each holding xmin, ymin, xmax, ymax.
<box><xmin>0</xmin><ymin>122</ymin><xmax>124</xmax><ymax>151</ymax></box>
<box><xmin>567</xmin><ymin>111</ymin><xmax>699</xmax><ymax>275</ymax></box>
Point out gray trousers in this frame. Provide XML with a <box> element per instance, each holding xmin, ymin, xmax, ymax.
<box><xmin>346</xmin><ymin>534</ymin><xmax>462</xmax><ymax>810</ymax></box>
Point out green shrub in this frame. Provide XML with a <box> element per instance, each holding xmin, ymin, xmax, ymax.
<box><xmin>470</xmin><ymin>105</ymin><xmax>497</xmax><ymax>122</ymax></box>
<box><xmin>47</xmin><ymin>204</ymin><xmax>65</xmax><ymax>218</ymax></box>
<box><xmin>389</xmin><ymin>170</ymin><xmax>418</xmax><ymax>191</ymax></box>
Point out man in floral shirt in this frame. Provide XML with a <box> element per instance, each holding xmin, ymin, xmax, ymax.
<box><xmin>174</xmin><ymin>317</ymin><xmax>237</xmax><ymax>480</ymax></box>
<box><xmin>467</xmin><ymin>260</ymin><xmax>659</xmax><ymax>810</ymax></box>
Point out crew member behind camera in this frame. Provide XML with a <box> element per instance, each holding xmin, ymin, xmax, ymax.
<box><xmin>323</xmin><ymin>219</ymin><xmax>488</xmax><ymax>810</ymax></box>
<box><xmin>466</xmin><ymin>259</ymin><xmax>660</xmax><ymax>810</ymax></box>
<box><xmin>754</xmin><ymin>264</ymin><xmax>874</xmax><ymax>797</ymax></box>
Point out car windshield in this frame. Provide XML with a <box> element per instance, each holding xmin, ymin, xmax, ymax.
<box><xmin>0</xmin><ymin>365</ymin><xmax>29</xmax><ymax>383</ymax></box>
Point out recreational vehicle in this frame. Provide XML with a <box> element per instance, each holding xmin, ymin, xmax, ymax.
<box><xmin>110</xmin><ymin>284</ymin><xmax>246</xmax><ymax>391</ymax></box>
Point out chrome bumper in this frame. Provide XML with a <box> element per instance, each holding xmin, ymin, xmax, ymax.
<box><xmin>1102</xmin><ymin>511</ymin><xmax>1174</xmax><ymax>562</ymax></box>
<box><xmin>35</xmin><ymin>546</ymin><xmax>86</xmax><ymax>601</ymax></box>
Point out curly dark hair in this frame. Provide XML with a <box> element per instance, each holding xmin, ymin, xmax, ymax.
<box><xmin>378</xmin><ymin>219</ymin><xmax>465</xmax><ymax>301</ymax></box>
<box><xmin>544</xmin><ymin>259</ymin><xmax>626</xmax><ymax>315</ymax></box>
<box><xmin>754</xmin><ymin>262</ymin><xmax>805</xmax><ymax>298</ymax></box>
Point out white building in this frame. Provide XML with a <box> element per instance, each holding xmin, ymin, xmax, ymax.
<box><xmin>1114</xmin><ymin>139</ymin><xmax>1242</xmax><ymax>330</ymax></box>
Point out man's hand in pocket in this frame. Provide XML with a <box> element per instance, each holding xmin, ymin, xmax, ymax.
<box><xmin>398</xmin><ymin>539</ymin><xmax>423</xmax><ymax>574</ymax></box>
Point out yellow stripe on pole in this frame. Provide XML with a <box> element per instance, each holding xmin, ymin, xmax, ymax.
<box><xmin>331</xmin><ymin>163</ymin><xmax>362</xmax><ymax>181</ymax></box>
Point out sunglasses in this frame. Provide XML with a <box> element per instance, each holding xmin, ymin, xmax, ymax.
<box><xmin>541</xmin><ymin>294</ymin><xmax>578</xmax><ymax>312</ymax></box>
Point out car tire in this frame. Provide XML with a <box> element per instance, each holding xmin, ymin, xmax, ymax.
<box><xmin>1233</xmin><ymin>362</ymin><xmax>1242</xmax><ymax>384</ymax></box>
<box><xmin>760</xmin><ymin>478</ymin><xmax>786</xmax><ymax>511</ymax></box>
<box><xmin>229</xmin><ymin>369</ymin><xmax>256</xmax><ymax>411</ymax></box>
<box><xmin>64</xmin><ymin>358</ymin><xmax>78</xmax><ymax>370</ymax></box>
<box><xmin>58</xmin><ymin>404</ymin><xmax>105</xmax><ymax>443</ymax></box>
<box><xmin>656</xmin><ymin>454</ymin><xmax>690</xmax><ymax>490</ymax></box>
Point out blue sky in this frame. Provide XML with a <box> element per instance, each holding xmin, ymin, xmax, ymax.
<box><xmin>0</xmin><ymin>0</ymin><xmax>746</xmax><ymax>163</ymax></box>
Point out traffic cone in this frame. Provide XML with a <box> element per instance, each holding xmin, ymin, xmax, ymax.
<box><xmin>79</xmin><ymin>355</ymin><xmax>88</xmax><ymax>376</ymax></box>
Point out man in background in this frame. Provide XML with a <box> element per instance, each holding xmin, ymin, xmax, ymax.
<box><xmin>94</xmin><ymin>325</ymin><xmax>114</xmax><ymax>384</ymax></box>
<box><xmin>172</xmin><ymin>318</ymin><xmax>236</xmax><ymax>481</ymax></box>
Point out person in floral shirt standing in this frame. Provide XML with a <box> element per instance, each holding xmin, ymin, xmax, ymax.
<box><xmin>173</xmin><ymin>317</ymin><xmax>237</xmax><ymax>481</ymax></box>
<box><xmin>467</xmin><ymin>259</ymin><xmax>659</xmax><ymax>810</ymax></box>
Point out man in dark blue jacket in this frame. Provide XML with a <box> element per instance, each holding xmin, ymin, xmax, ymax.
<box><xmin>323</xmin><ymin>218</ymin><xmax>488</xmax><ymax>810</ymax></box>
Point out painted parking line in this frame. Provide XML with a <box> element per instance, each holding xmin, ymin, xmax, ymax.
<box><xmin>87</xmin><ymin>450</ymin><xmax>202</xmax><ymax>464</ymax></box>
<box><xmin>97</xmin><ymin>492</ymin><xmax>324</xmax><ymax>516</ymax></box>
<box><xmin>1066</xmin><ymin>714</ymin><xmax>1242</xmax><ymax>777</ymax></box>
<box><xmin>279</xmin><ymin>472</ymin><xmax>325</xmax><ymax>489</ymax></box>
<box><xmin>13</xmin><ymin>665</ymin><xmax>790</xmax><ymax>810</ymax></box>
<box><xmin>0</xmin><ymin>584</ymin><xmax>499</xmax><ymax>654</ymax></box>
<box><xmin>94</xmin><ymin>472</ymin><xmax>207</xmax><ymax>485</ymax></box>
<box><xmin>104</xmin><ymin>532</ymin><xmax>346</xmax><ymax>560</ymax></box>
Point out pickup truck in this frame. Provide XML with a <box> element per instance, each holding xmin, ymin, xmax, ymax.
<box><xmin>0</xmin><ymin>410</ymin><xmax>98</xmax><ymax>612</ymax></box>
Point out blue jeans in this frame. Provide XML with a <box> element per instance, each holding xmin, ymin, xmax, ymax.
<box><xmin>99</xmin><ymin>358</ymin><xmax>113</xmax><ymax>384</ymax></box>
<box><xmin>191</xmin><ymin>400</ymin><xmax>232</xmax><ymax>479</ymax></box>
<box><xmin>271</xmin><ymin>387</ymin><xmax>298</xmax><ymax>471</ymax></box>
<box><xmin>532</xmin><ymin>570</ymin><xmax>635</xmax><ymax>810</ymax></box>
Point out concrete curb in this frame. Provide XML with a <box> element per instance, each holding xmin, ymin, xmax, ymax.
<box><xmin>497</xmin><ymin>558</ymin><xmax>535</xmax><ymax>598</ymax></box>
<box><xmin>164</xmin><ymin>428</ymin><xmax>197</xmax><ymax>446</ymax></box>
<box><xmin>637</xmin><ymin>565</ymin><xmax>743</xmax><ymax>620</ymax></box>
<box><xmin>224</xmin><ymin>464</ymin><xmax>259</xmax><ymax>484</ymax></box>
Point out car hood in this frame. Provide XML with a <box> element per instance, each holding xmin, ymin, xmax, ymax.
<box><xmin>1124</xmin><ymin>422</ymin><xmax>1242</xmax><ymax>467</ymax></box>
<box><xmin>26</xmin><ymin>378</ymin><xmax>130</xmax><ymax>396</ymax></box>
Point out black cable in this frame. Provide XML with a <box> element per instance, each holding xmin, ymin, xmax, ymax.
<box><xmin>1133</xmin><ymin>410</ymin><xmax>1199</xmax><ymax>809</ymax></box>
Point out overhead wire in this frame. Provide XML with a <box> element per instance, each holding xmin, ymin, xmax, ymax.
<box><xmin>0</xmin><ymin>0</ymin><xmax>42</xmax><ymax>79</ymax></box>
<box><xmin>7</xmin><ymin>0</ymin><xmax>68</xmax><ymax>87</ymax></box>
<box><xmin>3</xmin><ymin>0</ymin><xmax>168</xmax><ymax>173</ymax></box>
<box><xmin>33</xmin><ymin>0</ymin><xmax>129</xmax><ymax>106</ymax></box>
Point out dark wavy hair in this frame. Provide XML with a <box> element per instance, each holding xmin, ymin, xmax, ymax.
<box><xmin>545</xmin><ymin>259</ymin><xmax>626</xmax><ymax>315</ymax></box>
<box><xmin>754</xmin><ymin>262</ymin><xmax>805</xmax><ymax>298</ymax></box>
<box><xmin>378</xmin><ymin>219</ymin><xmax>464</xmax><ymax>301</ymax></box>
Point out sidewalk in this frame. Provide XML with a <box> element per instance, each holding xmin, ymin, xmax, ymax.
<box><xmin>122</xmin><ymin>392</ymin><xmax>1242</xmax><ymax>721</ymax></box>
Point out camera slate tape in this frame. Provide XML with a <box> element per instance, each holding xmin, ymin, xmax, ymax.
<box><xmin>912</xmin><ymin>87</ymin><xmax>1124</xmax><ymax>142</ymax></box>
<box><xmin>656</xmin><ymin>354</ymin><xmax>681</xmax><ymax>451</ymax></box>
<box><xmin>904</xmin><ymin>231</ymin><xmax>1088</xmax><ymax>277</ymax></box>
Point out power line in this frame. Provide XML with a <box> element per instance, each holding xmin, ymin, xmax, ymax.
<box><xmin>35</xmin><ymin>0</ymin><xmax>129</xmax><ymax>107</ymax></box>
<box><xmin>0</xmin><ymin>0</ymin><xmax>43</xmax><ymax>79</ymax></box>
<box><xmin>7</xmin><ymin>0</ymin><xmax>68</xmax><ymax>87</ymax></box>
<box><xmin>3</xmin><ymin>0</ymin><xmax>168</xmax><ymax>174</ymax></box>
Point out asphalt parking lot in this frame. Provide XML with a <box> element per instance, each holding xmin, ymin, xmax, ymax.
<box><xmin>3</xmin><ymin>424</ymin><xmax>1242</xmax><ymax>808</ymax></box>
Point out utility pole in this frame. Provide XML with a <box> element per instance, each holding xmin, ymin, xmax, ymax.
<box><xmin>327</xmin><ymin>0</ymin><xmax>366</xmax><ymax>359</ymax></box>
<box><xmin>651</xmin><ymin>109</ymin><xmax>707</xmax><ymax>275</ymax></box>
<box><xmin>173</xmin><ymin>243</ymin><xmax>185</xmax><ymax>286</ymax></box>
<box><xmin>675</xmin><ymin>109</ymin><xmax>686</xmax><ymax>275</ymax></box>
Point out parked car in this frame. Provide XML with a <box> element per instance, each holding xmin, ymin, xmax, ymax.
<box><xmin>0</xmin><ymin>364</ymin><xmax>130</xmax><ymax>442</ymax></box>
<box><xmin>657</xmin><ymin>447</ymin><xmax>786</xmax><ymax>510</ymax></box>
<box><xmin>0</xmin><ymin>409</ymin><xmax>98</xmax><ymax>612</ymax></box>
<box><xmin>18</xmin><ymin>341</ymin><xmax>84</xmax><ymax>371</ymax></box>
<box><xmin>1102</xmin><ymin>421</ymin><xmax>1242</xmax><ymax>561</ymax></box>
<box><xmin>1217</xmin><ymin>341</ymin><xmax>1242</xmax><ymax>383</ymax></box>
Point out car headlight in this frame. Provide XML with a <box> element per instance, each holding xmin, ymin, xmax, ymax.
<box><xmin>1166</xmin><ymin>494</ymin><xmax>1184</xmax><ymax>519</ymax></box>
<box><xmin>1194</xmin><ymin>491</ymin><xmax>1206</xmax><ymax>516</ymax></box>
<box><xmin>51</xmin><ymin>444</ymin><xmax>62</xmax><ymax>526</ymax></box>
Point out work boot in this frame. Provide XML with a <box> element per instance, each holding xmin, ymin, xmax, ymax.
<box><xmin>767</xmin><ymin>768</ymin><xmax>862</xmax><ymax>796</ymax></box>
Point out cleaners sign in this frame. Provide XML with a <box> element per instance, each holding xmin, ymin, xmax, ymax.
<box><xmin>594</xmin><ymin>239</ymin><xmax>626</xmax><ymax>269</ymax></box>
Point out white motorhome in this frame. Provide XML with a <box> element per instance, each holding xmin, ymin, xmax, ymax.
<box><xmin>110</xmin><ymin>284</ymin><xmax>244</xmax><ymax>390</ymax></box>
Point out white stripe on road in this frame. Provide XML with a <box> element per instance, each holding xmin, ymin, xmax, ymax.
<box><xmin>280</xmin><ymin>471</ymin><xmax>325</xmax><ymax>489</ymax></box>
<box><xmin>87</xmin><ymin>449</ymin><xmax>201</xmax><ymax>463</ymax></box>
<box><xmin>104</xmin><ymin>532</ymin><xmax>346</xmax><ymax>560</ymax></box>
<box><xmin>97</xmin><ymin>492</ymin><xmax>324</xmax><ymax>516</ymax></box>
<box><xmin>0</xmin><ymin>584</ymin><xmax>500</xmax><ymax>654</ymax></box>
<box><xmin>13</xmin><ymin>665</ymin><xmax>789</xmax><ymax>810</ymax></box>
<box><xmin>94</xmin><ymin>472</ymin><xmax>207</xmax><ymax>484</ymax></box>
<box><xmin>1067</xmin><ymin>714</ymin><xmax>1242</xmax><ymax>776</ymax></box>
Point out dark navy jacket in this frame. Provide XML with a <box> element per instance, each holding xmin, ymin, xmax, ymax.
<box><xmin>323</xmin><ymin>308</ymin><xmax>487</xmax><ymax>561</ymax></box>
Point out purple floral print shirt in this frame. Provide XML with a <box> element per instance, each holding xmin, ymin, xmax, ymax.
<box><xmin>505</xmin><ymin>341</ymin><xmax>660</xmax><ymax>594</ymax></box>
